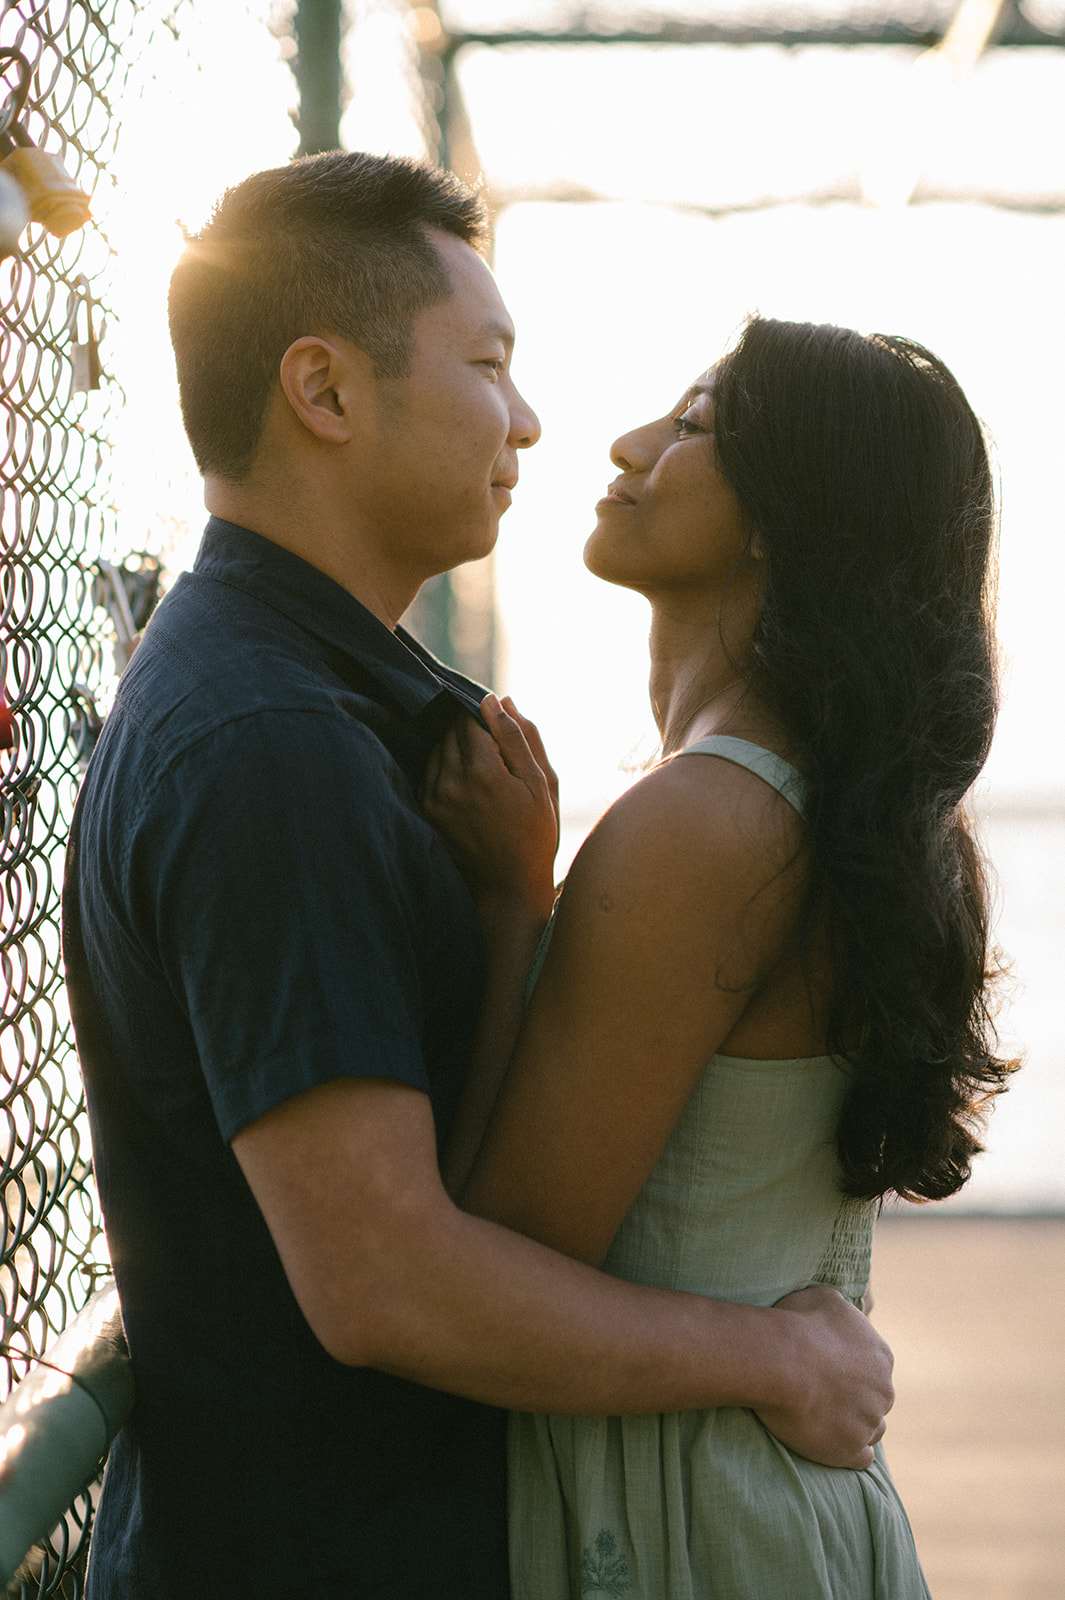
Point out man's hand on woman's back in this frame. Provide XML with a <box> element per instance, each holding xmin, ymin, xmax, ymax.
<box><xmin>755</xmin><ymin>1285</ymin><xmax>894</xmax><ymax>1470</ymax></box>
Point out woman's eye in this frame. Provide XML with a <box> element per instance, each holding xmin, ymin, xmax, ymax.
<box><xmin>674</xmin><ymin>411</ymin><xmax>703</xmax><ymax>435</ymax></box>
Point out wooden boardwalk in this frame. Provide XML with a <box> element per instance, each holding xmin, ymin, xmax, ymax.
<box><xmin>872</xmin><ymin>1214</ymin><xmax>1064</xmax><ymax>1600</ymax></box>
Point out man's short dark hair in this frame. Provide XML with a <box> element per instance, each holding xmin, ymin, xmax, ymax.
<box><xmin>168</xmin><ymin>151</ymin><xmax>487</xmax><ymax>480</ymax></box>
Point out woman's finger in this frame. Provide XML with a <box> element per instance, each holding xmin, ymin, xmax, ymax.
<box><xmin>424</xmin><ymin>722</ymin><xmax>475</xmax><ymax>813</ymax></box>
<box><xmin>480</xmin><ymin>694</ymin><xmax>545</xmax><ymax>787</ymax></box>
<box><xmin>421</xmin><ymin>739</ymin><xmax>444</xmax><ymax>803</ymax></box>
<box><xmin>500</xmin><ymin>696</ymin><xmax>552</xmax><ymax>774</ymax></box>
<box><xmin>500</xmin><ymin>696</ymin><xmax>560</xmax><ymax>821</ymax></box>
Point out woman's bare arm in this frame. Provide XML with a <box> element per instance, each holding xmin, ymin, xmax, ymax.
<box><xmin>461</xmin><ymin>745</ymin><xmax>808</xmax><ymax>1264</ymax></box>
<box><xmin>424</xmin><ymin>696</ymin><xmax>561</xmax><ymax>1194</ymax></box>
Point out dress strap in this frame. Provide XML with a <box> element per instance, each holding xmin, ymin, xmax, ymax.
<box><xmin>678</xmin><ymin>734</ymin><xmax>808</xmax><ymax>819</ymax></box>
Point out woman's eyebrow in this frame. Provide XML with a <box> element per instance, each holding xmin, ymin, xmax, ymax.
<box><xmin>676</xmin><ymin>381</ymin><xmax>713</xmax><ymax>412</ymax></box>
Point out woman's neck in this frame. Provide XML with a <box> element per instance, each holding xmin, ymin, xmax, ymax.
<box><xmin>647</xmin><ymin>595</ymin><xmax>776</xmax><ymax>758</ymax></box>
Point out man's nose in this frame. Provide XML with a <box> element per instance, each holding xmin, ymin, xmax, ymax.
<box><xmin>508</xmin><ymin>384</ymin><xmax>541</xmax><ymax>450</ymax></box>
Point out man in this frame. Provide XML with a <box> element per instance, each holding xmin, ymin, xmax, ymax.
<box><xmin>64</xmin><ymin>151</ymin><xmax>892</xmax><ymax>1598</ymax></box>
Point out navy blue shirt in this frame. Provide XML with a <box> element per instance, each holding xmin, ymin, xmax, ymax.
<box><xmin>64</xmin><ymin>520</ymin><xmax>509</xmax><ymax>1598</ymax></box>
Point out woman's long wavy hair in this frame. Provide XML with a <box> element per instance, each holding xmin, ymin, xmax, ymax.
<box><xmin>712</xmin><ymin>316</ymin><xmax>1016</xmax><ymax>1203</ymax></box>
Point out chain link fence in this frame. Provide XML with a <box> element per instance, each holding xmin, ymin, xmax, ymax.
<box><xmin>0</xmin><ymin>3</ymin><xmax>447</xmax><ymax>1591</ymax></box>
<box><xmin>1</xmin><ymin>2</ymin><xmax>134</xmax><ymax>1590</ymax></box>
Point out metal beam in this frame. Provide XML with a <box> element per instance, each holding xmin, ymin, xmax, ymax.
<box><xmin>434</xmin><ymin>0</ymin><xmax>1061</xmax><ymax>51</ymax></box>
<box><xmin>294</xmin><ymin>0</ymin><xmax>343</xmax><ymax>156</ymax></box>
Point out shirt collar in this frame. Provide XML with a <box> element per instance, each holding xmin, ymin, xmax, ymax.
<box><xmin>193</xmin><ymin>518</ymin><xmax>488</xmax><ymax>722</ymax></box>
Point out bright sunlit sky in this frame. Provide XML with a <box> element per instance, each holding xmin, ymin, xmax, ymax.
<box><xmin>94</xmin><ymin>0</ymin><xmax>1064</xmax><ymax>1208</ymax></box>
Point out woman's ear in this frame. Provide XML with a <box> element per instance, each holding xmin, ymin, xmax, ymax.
<box><xmin>278</xmin><ymin>336</ymin><xmax>372</xmax><ymax>445</ymax></box>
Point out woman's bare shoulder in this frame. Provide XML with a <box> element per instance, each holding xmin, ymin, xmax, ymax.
<box><xmin>570</xmin><ymin>744</ymin><xmax>807</xmax><ymax>898</ymax></box>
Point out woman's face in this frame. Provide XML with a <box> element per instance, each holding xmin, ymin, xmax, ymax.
<box><xmin>584</xmin><ymin>363</ymin><xmax>754</xmax><ymax>597</ymax></box>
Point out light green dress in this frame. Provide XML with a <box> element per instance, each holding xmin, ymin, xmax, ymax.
<box><xmin>507</xmin><ymin>737</ymin><xmax>931</xmax><ymax>1600</ymax></box>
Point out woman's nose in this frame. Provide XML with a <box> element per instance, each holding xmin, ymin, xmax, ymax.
<box><xmin>609</xmin><ymin>420</ymin><xmax>660</xmax><ymax>473</ymax></box>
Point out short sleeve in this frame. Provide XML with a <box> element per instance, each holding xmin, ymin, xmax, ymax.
<box><xmin>129</xmin><ymin>709</ymin><xmax>454</xmax><ymax>1140</ymax></box>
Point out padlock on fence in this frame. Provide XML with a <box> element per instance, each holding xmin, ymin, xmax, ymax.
<box><xmin>0</xmin><ymin>48</ymin><xmax>90</xmax><ymax>258</ymax></box>
<box><xmin>0</xmin><ymin>145</ymin><xmax>91</xmax><ymax>238</ymax></box>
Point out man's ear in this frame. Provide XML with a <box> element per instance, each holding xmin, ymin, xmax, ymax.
<box><xmin>278</xmin><ymin>336</ymin><xmax>373</xmax><ymax>444</ymax></box>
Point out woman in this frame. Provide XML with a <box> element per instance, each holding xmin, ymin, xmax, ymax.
<box><xmin>424</xmin><ymin>317</ymin><xmax>1015</xmax><ymax>1598</ymax></box>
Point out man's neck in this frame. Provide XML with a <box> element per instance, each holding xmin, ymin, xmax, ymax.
<box><xmin>204</xmin><ymin>476</ymin><xmax>421</xmax><ymax>630</ymax></box>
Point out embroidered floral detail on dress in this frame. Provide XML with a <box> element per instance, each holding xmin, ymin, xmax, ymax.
<box><xmin>579</xmin><ymin>1529</ymin><xmax>632</xmax><ymax>1595</ymax></box>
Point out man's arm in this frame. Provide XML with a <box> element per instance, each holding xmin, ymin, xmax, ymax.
<box><xmin>232</xmin><ymin>1076</ymin><xmax>892</xmax><ymax>1469</ymax></box>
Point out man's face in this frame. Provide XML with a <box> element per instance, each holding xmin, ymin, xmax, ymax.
<box><xmin>350</xmin><ymin>230</ymin><xmax>540</xmax><ymax>583</ymax></box>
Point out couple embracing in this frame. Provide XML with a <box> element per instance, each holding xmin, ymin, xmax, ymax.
<box><xmin>66</xmin><ymin>150</ymin><xmax>1010</xmax><ymax>1598</ymax></box>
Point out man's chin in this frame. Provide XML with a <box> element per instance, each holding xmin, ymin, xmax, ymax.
<box><xmin>417</xmin><ymin>524</ymin><xmax>500</xmax><ymax>584</ymax></box>
<box><xmin>458</xmin><ymin>518</ymin><xmax>502</xmax><ymax>567</ymax></box>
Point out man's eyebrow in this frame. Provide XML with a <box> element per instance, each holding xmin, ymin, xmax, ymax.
<box><xmin>476</xmin><ymin>319</ymin><xmax>515</xmax><ymax>347</ymax></box>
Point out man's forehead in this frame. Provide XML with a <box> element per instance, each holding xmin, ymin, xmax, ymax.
<box><xmin>428</xmin><ymin>231</ymin><xmax>516</xmax><ymax>342</ymax></box>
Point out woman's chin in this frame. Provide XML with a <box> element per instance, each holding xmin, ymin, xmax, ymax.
<box><xmin>583</xmin><ymin>554</ymin><xmax>647</xmax><ymax>597</ymax></box>
<box><xmin>583</xmin><ymin>530</ymin><xmax>626</xmax><ymax>586</ymax></box>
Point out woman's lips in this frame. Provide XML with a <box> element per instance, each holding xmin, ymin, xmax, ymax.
<box><xmin>597</xmin><ymin>482</ymin><xmax>635</xmax><ymax>508</ymax></box>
